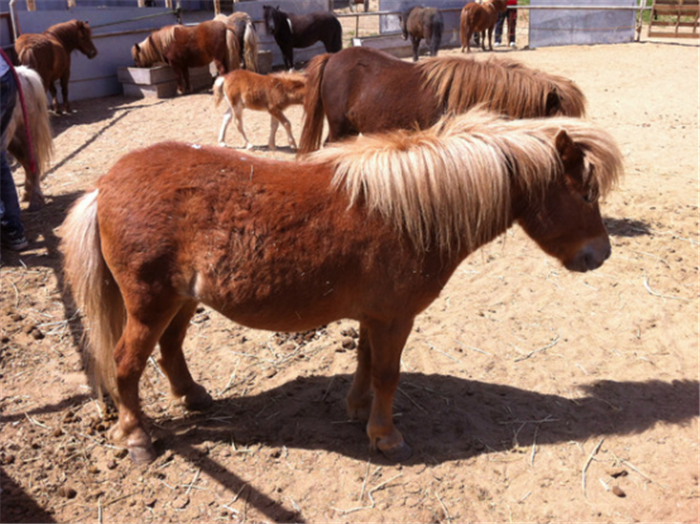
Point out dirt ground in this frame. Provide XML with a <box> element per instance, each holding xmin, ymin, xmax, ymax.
<box><xmin>1</xmin><ymin>25</ymin><xmax>698</xmax><ymax>524</ymax></box>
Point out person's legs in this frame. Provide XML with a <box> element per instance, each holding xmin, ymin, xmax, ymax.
<box><xmin>1</xmin><ymin>68</ymin><xmax>28</xmax><ymax>251</ymax></box>
<box><xmin>507</xmin><ymin>9</ymin><xmax>518</xmax><ymax>47</ymax></box>
<box><xmin>494</xmin><ymin>10</ymin><xmax>507</xmax><ymax>45</ymax></box>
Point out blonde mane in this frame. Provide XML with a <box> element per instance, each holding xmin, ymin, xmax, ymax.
<box><xmin>419</xmin><ymin>56</ymin><xmax>587</xmax><ymax>118</ymax></box>
<box><xmin>309</xmin><ymin>111</ymin><xmax>622</xmax><ymax>255</ymax></box>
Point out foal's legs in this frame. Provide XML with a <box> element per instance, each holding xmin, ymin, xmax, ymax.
<box><xmin>346</xmin><ymin>325</ymin><xmax>372</xmax><ymax>421</ymax></box>
<box><xmin>268</xmin><ymin>107</ymin><xmax>297</xmax><ymax>150</ymax></box>
<box><xmin>348</xmin><ymin>317</ymin><xmax>414</xmax><ymax>462</ymax></box>
<box><xmin>232</xmin><ymin>102</ymin><xmax>253</xmax><ymax>149</ymax></box>
<box><xmin>218</xmin><ymin>107</ymin><xmax>233</xmax><ymax>146</ymax></box>
<box><xmin>157</xmin><ymin>301</ymin><xmax>212</xmax><ymax>411</ymax></box>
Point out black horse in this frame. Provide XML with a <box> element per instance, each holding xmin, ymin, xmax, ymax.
<box><xmin>263</xmin><ymin>5</ymin><xmax>342</xmax><ymax>70</ymax></box>
<box><xmin>400</xmin><ymin>6</ymin><xmax>444</xmax><ymax>62</ymax></box>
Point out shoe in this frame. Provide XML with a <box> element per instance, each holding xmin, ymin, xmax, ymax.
<box><xmin>1</xmin><ymin>229</ymin><xmax>29</xmax><ymax>251</ymax></box>
<box><xmin>494</xmin><ymin>41</ymin><xmax>502</xmax><ymax>47</ymax></box>
<box><xmin>509</xmin><ymin>42</ymin><xmax>516</xmax><ymax>48</ymax></box>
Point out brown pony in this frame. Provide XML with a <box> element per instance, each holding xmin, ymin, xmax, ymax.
<box><xmin>213</xmin><ymin>70</ymin><xmax>306</xmax><ymax>150</ymax></box>
<box><xmin>6</xmin><ymin>66</ymin><xmax>54</xmax><ymax>211</ymax></box>
<box><xmin>460</xmin><ymin>0</ymin><xmax>508</xmax><ymax>53</ymax></box>
<box><xmin>213</xmin><ymin>12</ymin><xmax>259</xmax><ymax>72</ymax></box>
<box><xmin>298</xmin><ymin>46</ymin><xmax>586</xmax><ymax>154</ymax></box>
<box><xmin>132</xmin><ymin>21</ymin><xmax>239</xmax><ymax>94</ymax></box>
<box><xmin>14</xmin><ymin>20</ymin><xmax>98</xmax><ymax>114</ymax></box>
<box><xmin>61</xmin><ymin>110</ymin><xmax>623</xmax><ymax>464</ymax></box>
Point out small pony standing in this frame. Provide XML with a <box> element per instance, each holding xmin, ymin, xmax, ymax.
<box><xmin>460</xmin><ymin>0</ymin><xmax>508</xmax><ymax>53</ymax></box>
<box><xmin>61</xmin><ymin>110</ymin><xmax>622</xmax><ymax>464</ymax></box>
<box><xmin>132</xmin><ymin>20</ymin><xmax>239</xmax><ymax>94</ymax></box>
<box><xmin>6</xmin><ymin>66</ymin><xmax>54</xmax><ymax>211</ymax></box>
<box><xmin>400</xmin><ymin>6</ymin><xmax>444</xmax><ymax>61</ymax></box>
<box><xmin>214</xmin><ymin>12</ymin><xmax>259</xmax><ymax>72</ymax></box>
<box><xmin>14</xmin><ymin>19</ymin><xmax>98</xmax><ymax>114</ymax></box>
<box><xmin>213</xmin><ymin>70</ymin><xmax>306</xmax><ymax>150</ymax></box>
<box><xmin>263</xmin><ymin>6</ymin><xmax>342</xmax><ymax>70</ymax></box>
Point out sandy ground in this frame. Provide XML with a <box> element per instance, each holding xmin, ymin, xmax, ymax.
<box><xmin>1</xmin><ymin>29</ymin><xmax>698</xmax><ymax>524</ymax></box>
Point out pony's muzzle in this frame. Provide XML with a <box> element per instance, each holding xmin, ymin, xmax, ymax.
<box><xmin>565</xmin><ymin>237</ymin><xmax>611</xmax><ymax>272</ymax></box>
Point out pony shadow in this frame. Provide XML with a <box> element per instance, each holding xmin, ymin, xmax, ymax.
<box><xmin>154</xmin><ymin>373</ymin><xmax>699</xmax><ymax>466</ymax></box>
<box><xmin>0</xmin><ymin>467</ymin><xmax>57</xmax><ymax>523</ymax></box>
<box><xmin>604</xmin><ymin>216</ymin><xmax>653</xmax><ymax>237</ymax></box>
<box><xmin>0</xmin><ymin>394</ymin><xmax>91</xmax><ymax>426</ymax></box>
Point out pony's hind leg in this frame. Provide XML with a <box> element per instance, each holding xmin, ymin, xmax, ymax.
<box><xmin>110</xmin><ymin>308</ymin><xmax>180</xmax><ymax>464</ymax></box>
<box><xmin>233</xmin><ymin>102</ymin><xmax>253</xmax><ymax>149</ymax></box>
<box><xmin>218</xmin><ymin>106</ymin><xmax>233</xmax><ymax>146</ymax></box>
<box><xmin>157</xmin><ymin>301</ymin><xmax>213</xmax><ymax>411</ymax></box>
<box><xmin>59</xmin><ymin>74</ymin><xmax>70</xmax><ymax>113</ymax></box>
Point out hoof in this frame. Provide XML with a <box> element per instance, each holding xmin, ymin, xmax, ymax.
<box><xmin>378</xmin><ymin>440</ymin><xmax>412</xmax><ymax>463</ymax></box>
<box><xmin>128</xmin><ymin>443</ymin><xmax>157</xmax><ymax>464</ymax></box>
<box><xmin>182</xmin><ymin>385</ymin><xmax>213</xmax><ymax>412</ymax></box>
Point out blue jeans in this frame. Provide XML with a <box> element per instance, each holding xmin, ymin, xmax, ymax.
<box><xmin>1</xmin><ymin>67</ymin><xmax>24</xmax><ymax>235</ymax></box>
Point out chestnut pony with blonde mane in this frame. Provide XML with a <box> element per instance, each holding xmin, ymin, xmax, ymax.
<box><xmin>298</xmin><ymin>46</ymin><xmax>586</xmax><ymax>154</ymax></box>
<box><xmin>214</xmin><ymin>12</ymin><xmax>259</xmax><ymax>72</ymax></box>
<box><xmin>132</xmin><ymin>20</ymin><xmax>239</xmax><ymax>94</ymax></box>
<box><xmin>61</xmin><ymin>110</ymin><xmax>622</xmax><ymax>464</ymax></box>
<box><xmin>6</xmin><ymin>66</ymin><xmax>54</xmax><ymax>211</ymax></box>
<box><xmin>460</xmin><ymin>0</ymin><xmax>508</xmax><ymax>53</ymax></box>
<box><xmin>213</xmin><ymin>70</ymin><xmax>306</xmax><ymax>150</ymax></box>
<box><xmin>15</xmin><ymin>19</ymin><xmax>98</xmax><ymax>113</ymax></box>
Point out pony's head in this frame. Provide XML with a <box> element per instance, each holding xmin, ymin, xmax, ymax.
<box><xmin>75</xmin><ymin>20</ymin><xmax>98</xmax><ymax>59</ymax></box>
<box><xmin>515</xmin><ymin>124</ymin><xmax>623</xmax><ymax>272</ymax></box>
<box><xmin>263</xmin><ymin>6</ymin><xmax>280</xmax><ymax>35</ymax></box>
<box><xmin>132</xmin><ymin>34</ymin><xmax>160</xmax><ymax>67</ymax></box>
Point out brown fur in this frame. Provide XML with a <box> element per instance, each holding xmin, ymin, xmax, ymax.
<box><xmin>6</xmin><ymin>66</ymin><xmax>54</xmax><ymax>210</ymax></box>
<box><xmin>61</xmin><ymin>110</ymin><xmax>622</xmax><ymax>464</ymax></box>
<box><xmin>132</xmin><ymin>21</ymin><xmax>239</xmax><ymax>94</ymax></box>
<box><xmin>213</xmin><ymin>70</ymin><xmax>307</xmax><ymax>150</ymax></box>
<box><xmin>298</xmin><ymin>47</ymin><xmax>586</xmax><ymax>155</ymax></box>
<box><xmin>15</xmin><ymin>20</ymin><xmax>98</xmax><ymax>113</ymax></box>
<box><xmin>460</xmin><ymin>0</ymin><xmax>508</xmax><ymax>53</ymax></box>
<box><xmin>400</xmin><ymin>6</ymin><xmax>444</xmax><ymax>61</ymax></box>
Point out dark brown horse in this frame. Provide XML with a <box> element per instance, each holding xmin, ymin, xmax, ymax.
<box><xmin>263</xmin><ymin>6</ymin><xmax>342</xmax><ymax>70</ymax></box>
<box><xmin>132</xmin><ymin>21</ymin><xmax>239</xmax><ymax>94</ymax></box>
<box><xmin>6</xmin><ymin>66</ymin><xmax>54</xmax><ymax>211</ymax></box>
<box><xmin>460</xmin><ymin>0</ymin><xmax>508</xmax><ymax>53</ymax></box>
<box><xmin>61</xmin><ymin>110</ymin><xmax>622</xmax><ymax>464</ymax></box>
<box><xmin>14</xmin><ymin>20</ymin><xmax>98</xmax><ymax>114</ymax></box>
<box><xmin>400</xmin><ymin>6</ymin><xmax>444</xmax><ymax>61</ymax></box>
<box><xmin>214</xmin><ymin>12</ymin><xmax>259</xmax><ymax>72</ymax></box>
<box><xmin>298</xmin><ymin>46</ymin><xmax>587</xmax><ymax>154</ymax></box>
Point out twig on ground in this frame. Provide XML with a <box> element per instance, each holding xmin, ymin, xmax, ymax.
<box><xmin>582</xmin><ymin>437</ymin><xmax>605</xmax><ymax>499</ymax></box>
<box><xmin>514</xmin><ymin>335</ymin><xmax>561</xmax><ymax>362</ymax></box>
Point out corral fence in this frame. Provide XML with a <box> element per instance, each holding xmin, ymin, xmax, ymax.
<box><xmin>0</xmin><ymin>0</ymin><xmax>695</xmax><ymax>103</ymax></box>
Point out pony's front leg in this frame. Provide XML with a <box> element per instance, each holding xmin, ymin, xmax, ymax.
<box><xmin>269</xmin><ymin>108</ymin><xmax>296</xmax><ymax>149</ymax></box>
<box><xmin>480</xmin><ymin>30</ymin><xmax>487</xmax><ymax>51</ymax></box>
<box><xmin>364</xmin><ymin>317</ymin><xmax>414</xmax><ymax>462</ymax></box>
<box><xmin>346</xmin><ymin>325</ymin><xmax>372</xmax><ymax>421</ymax></box>
<box><xmin>411</xmin><ymin>37</ymin><xmax>421</xmax><ymax>61</ymax></box>
<box><xmin>218</xmin><ymin>107</ymin><xmax>233</xmax><ymax>146</ymax></box>
<box><xmin>487</xmin><ymin>27</ymin><xmax>495</xmax><ymax>51</ymax></box>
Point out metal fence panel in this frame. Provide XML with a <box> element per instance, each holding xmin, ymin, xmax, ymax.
<box><xmin>529</xmin><ymin>0</ymin><xmax>637</xmax><ymax>48</ymax></box>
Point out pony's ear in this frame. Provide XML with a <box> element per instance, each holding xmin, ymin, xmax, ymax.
<box><xmin>134</xmin><ymin>43</ymin><xmax>140</xmax><ymax>52</ymax></box>
<box><xmin>545</xmin><ymin>88</ymin><xmax>561</xmax><ymax>116</ymax></box>
<box><xmin>555</xmin><ymin>129</ymin><xmax>583</xmax><ymax>174</ymax></box>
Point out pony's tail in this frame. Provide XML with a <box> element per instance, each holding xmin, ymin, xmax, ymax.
<box><xmin>242</xmin><ymin>19</ymin><xmax>259</xmax><ymax>72</ymax></box>
<box><xmin>298</xmin><ymin>53</ymin><xmax>332</xmax><ymax>156</ymax></box>
<box><xmin>225</xmin><ymin>27</ymin><xmax>241</xmax><ymax>72</ymax></box>
<box><xmin>61</xmin><ymin>190</ymin><xmax>125</xmax><ymax>405</ymax></box>
<box><xmin>15</xmin><ymin>66</ymin><xmax>54</xmax><ymax>179</ymax></box>
<box><xmin>213</xmin><ymin>75</ymin><xmax>226</xmax><ymax>108</ymax></box>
